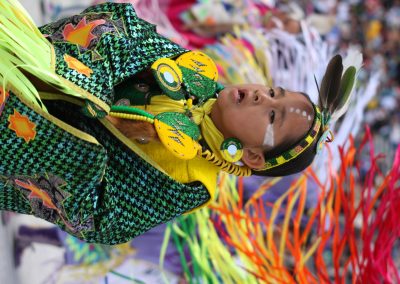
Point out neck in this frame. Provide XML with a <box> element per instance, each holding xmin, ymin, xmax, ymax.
<box><xmin>209</xmin><ymin>100</ymin><xmax>227</xmax><ymax>139</ymax></box>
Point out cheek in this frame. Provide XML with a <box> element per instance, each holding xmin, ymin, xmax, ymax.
<box><xmin>231</xmin><ymin>111</ymin><xmax>257</xmax><ymax>130</ymax></box>
<box><xmin>220</xmin><ymin>107</ymin><xmax>267</xmax><ymax>144</ymax></box>
<box><xmin>237</xmin><ymin>117</ymin><xmax>267</xmax><ymax>146</ymax></box>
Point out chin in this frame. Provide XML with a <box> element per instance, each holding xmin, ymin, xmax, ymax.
<box><xmin>216</xmin><ymin>89</ymin><xmax>230</xmax><ymax>107</ymax></box>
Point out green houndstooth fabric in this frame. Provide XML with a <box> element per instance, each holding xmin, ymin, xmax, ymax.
<box><xmin>0</xmin><ymin>93</ymin><xmax>210</xmax><ymax>244</ymax></box>
<box><xmin>0</xmin><ymin>93</ymin><xmax>107</xmax><ymax>236</ymax></box>
<box><xmin>39</xmin><ymin>2</ymin><xmax>187</xmax><ymax>111</ymax></box>
<box><xmin>0</xmin><ymin>3</ymin><xmax>211</xmax><ymax>244</ymax></box>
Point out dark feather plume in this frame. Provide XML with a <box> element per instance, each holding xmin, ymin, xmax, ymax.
<box><xmin>318</xmin><ymin>54</ymin><xmax>343</xmax><ymax>113</ymax></box>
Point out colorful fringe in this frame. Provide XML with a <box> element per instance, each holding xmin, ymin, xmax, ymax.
<box><xmin>165</xmin><ymin>127</ymin><xmax>400</xmax><ymax>283</ymax></box>
<box><xmin>0</xmin><ymin>0</ymin><xmax>86</xmax><ymax>110</ymax></box>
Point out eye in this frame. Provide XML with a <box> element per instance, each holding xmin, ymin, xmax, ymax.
<box><xmin>269</xmin><ymin>88</ymin><xmax>275</xmax><ymax>98</ymax></box>
<box><xmin>270</xmin><ymin>110</ymin><xmax>275</xmax><ymax>123</ymax></box>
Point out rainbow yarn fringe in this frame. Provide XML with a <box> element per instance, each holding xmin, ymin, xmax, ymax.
<box><xmin>165</xmin><ymin>127</ymin><xmax>400</xmax><ymax>283</ymax></box>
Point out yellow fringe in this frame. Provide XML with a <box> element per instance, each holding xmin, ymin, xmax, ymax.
<box><xmin>0</xmin><ymin>0</ymin><xmax>86</xmax><ymax>110</ymax></box>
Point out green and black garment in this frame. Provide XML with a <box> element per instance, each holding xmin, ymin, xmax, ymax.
<box><xmin>0</xmin><ymin>2</ymin><xmax>211</xmax><ymax>244</ymax></box>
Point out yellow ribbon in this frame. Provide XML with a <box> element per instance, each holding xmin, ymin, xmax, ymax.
<box><xmin>139</xmin><ymin>95</ymin><xmax>224</xmax><ymax>159</ymax></box>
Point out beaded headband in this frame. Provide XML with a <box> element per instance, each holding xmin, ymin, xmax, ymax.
<box><xmin>253</xmin><ymin>104</ymin><xmax>322</xmax><ymax>172</ymax></box>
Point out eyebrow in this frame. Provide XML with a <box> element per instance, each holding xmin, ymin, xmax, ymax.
<box><xmin>279</xmin><ymin>87</ymin><xmax>286</xmax><ymax>127</ymax></box>
<box><xmin>279</xmin><ymin>87</ymin><xmax>286</xmax><ymax>97</ymax></box>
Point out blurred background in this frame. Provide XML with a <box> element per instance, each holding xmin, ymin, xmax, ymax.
<box><xmin>1</xmin><ymin>0</ymin><xmax>399</xmax><ymax>283</ymax></box>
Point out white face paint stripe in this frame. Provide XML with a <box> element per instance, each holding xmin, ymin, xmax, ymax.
<box><xmin>263</xmin><ymin>124</ymin><xmax>275</xmax><ymax>147</ymax></box>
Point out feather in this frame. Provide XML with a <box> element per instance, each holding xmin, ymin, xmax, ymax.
<box><xmin>342</xmin><ymin>47</ymin><xmax>363</xmax><ymax>75</ymax></box>
<box><xmin>318</xmin><ymin>54</ymin><xmax>343</xmax><ymax>113</ymax></box>
<box><xmin>331</xmin><ymin>66</ymin><xmax>356</xmax><ymax>120</ymax></box>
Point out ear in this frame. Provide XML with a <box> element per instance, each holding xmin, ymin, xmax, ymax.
<box><xmin>242</xmin><ymin>148</ymin><xmax>265</xmax><ymax>169</ymax></box>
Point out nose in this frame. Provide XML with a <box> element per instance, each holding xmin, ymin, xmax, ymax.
<box><xmin>252</xmin><ymin>91</ymin><xmax>262</xmax><ymax>104</ymax></box>
<box><xmin>252</xmin><ymin>89</ymin><xmax>278</xmax><ymax>106</ymax></box>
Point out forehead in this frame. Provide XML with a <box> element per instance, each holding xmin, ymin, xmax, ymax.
<box><xmin>274</xmin><ymin>89</ymin><xmax>315</xmax><ymax>149</ymax></box>
<box><xmin>285</xmin><ymin>87</ymin><xmax>314</xmax><ymax>111</ymax></box>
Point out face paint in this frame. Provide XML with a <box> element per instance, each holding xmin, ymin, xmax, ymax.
<box><xmin>263</xmin><ymin>124</ymin><xmax>275</xmax><ymax>147</ymax></box>
<box><xmin>290</xmin><ymin>107</ymin><xmax>312</xmax><ymax>121</ymax></box>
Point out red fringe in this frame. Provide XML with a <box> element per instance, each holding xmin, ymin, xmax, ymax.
<box><xmin>212</xmin><ymin>127</ymin><xmax>400</xmax><ymax>283</ymax></box>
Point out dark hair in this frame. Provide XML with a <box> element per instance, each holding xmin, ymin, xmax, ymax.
<box><xmin>254</xmin><ymin>131</ymin><xmax>322</xmax><ymax>177</ymax></box>
<box><xmin>253</xmin><ymin>92</ymin><xmax>323</xmax><ymax>177</ymax></box>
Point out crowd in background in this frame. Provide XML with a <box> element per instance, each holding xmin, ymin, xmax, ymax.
<box><xmin>293</xmin><ymin>0</ymin><xmax>400</xmax><ymax>168</ymax></box>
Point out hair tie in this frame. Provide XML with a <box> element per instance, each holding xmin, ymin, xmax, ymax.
<box><xmin>316</xmin><ymin>109</ymin><xmax>334</xmax><ymax>153</ymax></box>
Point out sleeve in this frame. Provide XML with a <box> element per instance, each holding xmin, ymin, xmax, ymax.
<box><xmin>39</xmin><ymin>3</ymin><xmax>187</xmax><ymax>117</ymax></box>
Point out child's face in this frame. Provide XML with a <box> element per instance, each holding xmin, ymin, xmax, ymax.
<box><xmin>210</xmin><ymin>84</ymin><xmax>314</xmax><ymax>168</ymax></box>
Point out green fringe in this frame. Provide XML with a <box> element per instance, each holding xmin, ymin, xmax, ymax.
<box><xmin>0</xmin><ymin>0</ymin><xmax>84</xmax><ymax>110</ymax></box>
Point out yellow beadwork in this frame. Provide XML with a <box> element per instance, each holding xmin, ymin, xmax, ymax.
<box><xmin>154</xmin><ymin>118</ymin><xmax>200</xmax><ymax>160</ymax></box>
<box><xmin>201</xmin><ymin>149</ymin><xmax>251</xmax><ymax>177</ymax></box>
<box><xmin>187</xmin><ymin>98</ymin><xmax>193</xmax><ymax>109</ymax></box>
<box><xmin>276</xmin><ymin>156</ymin><xmax>286</xmax><ymax>165</ymax></box>
<box><xmin>221</xmin><ymin>148</ymin><xmax>243</xmax><ymax>163</ymax></box>
<box><xmin>151</xmin><ymin>58</ymin><xmax>183</xmax><ymax>92</ymax></box>
<box><xmin>176</xmin><ymin>51</ymin><xmax>218</xmax><ymax>81</ymax></box>
<box><xmin>109</xmin><ymin>112</ymin><xmax>154</xmax><ymax>123</ymax></box>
